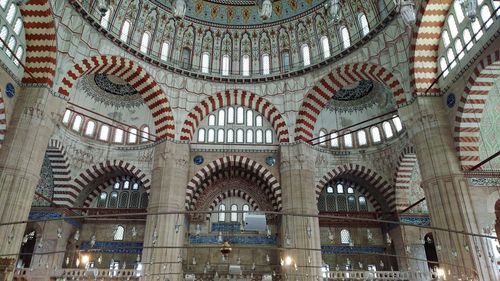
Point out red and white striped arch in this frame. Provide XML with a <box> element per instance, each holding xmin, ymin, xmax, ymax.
<box><xmin>185</xmin><ymin>155</ymin><xmax>282</xmax><ymax>211</ymax></box>
<box><xmin>180</xmin><ymin>89</ymin><xmax>290</xmax><ymax>143</ymax></box>
<box><xmin>70</xmin><ymin>160</ymin><xmax>151</xmax><ymax>207</ymax></box>
<box><xmin>394</xmin><ymin>146</ymin><xmax>419</xmax><ymax>212</ymax></box>
<box><xmin>0</xmin><ymin>95</ymin><xmax>5</xmax><ymax>148</ymax></box>
<box><xmin>410</xmin><ymin>0</ymin><xmax>452</xmax><ymax>96</ymax></box>
<box><xmin>316</xmin><ymin>164</ymin><xmax>396</xmax><ymax>212</ymax></box>
<box><xmin>47</xmin><ymin>139</ymin><xmax>74</xmax><ymax>207</ymax></box>
<box><xmin>295</xmin><ymin>64</ymin><xmax>406</xmax><ymax>142</ymax></box>
<box><xmin>454</xmin><ymin>50</ymin><xmax>500</xmax><ymax>170</ymax></box>
<box><xmin>58</xmin><ymin>56</ymin><xmax>175</xmax><ymax>139</ymax></box>
<box><xmin>20</xmin><ymin>0</ymin><xmax>57</xmax><ymax>86</ymax></box>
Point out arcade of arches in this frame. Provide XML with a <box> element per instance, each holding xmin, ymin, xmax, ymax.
<box><xmin>0</xmin><ymin>0</ymin><xmax>498</xmax><ymax>280</ymax></box>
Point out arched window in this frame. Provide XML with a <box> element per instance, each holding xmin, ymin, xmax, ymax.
<box><xmin>440</xmin><ymin>57</ymin><xmax>449</xmax><ymax>77</ymax></box>
<box><xmin>337</xmin><ymin>184</ymin><xmax>344</xmax><ymax>194</ymax></box>
<box><xmin>242</xmin><ymin>55</ymin><xmax>250</xmax><ymax>76</ymax></box>
<box><xmin>221</xmin><ymin>55</ymin><xmax>230</xmax><ymax>76</ymax></box>
<box><xmin>340</xmin><ymin>26</ymin><xmax>350</xmax><ymax>49</ymax></box>
<box><xmin>326</xmin><ymin>186</ymin><xmax>334</xmax><ymax>193</ymax></box>
<box><xmin>140</xmin><ymin>33</ymin><xmax>150</xmax><ymax>53</ymax></box>
<box><xmin>447</xmin><ymin>15</ymin><xmax>458</xmax><ymax>38</ymax></box>
<box><xmin>123</xmin><ymin>181</ymin><xmax>130</xmax><ymax>190</ymax></box>
<box><xmin>0</xmin><ymin>0</ymin><xmax>7</xmax><ymax>9</ymax></box>
<box><xmin>256</xmin><ymin>129</ymin><xmax>263</xmax><ymax>143</ymax></box>
<box><xmin>347</xmin><ymin>195</ymin><xmax>357</xmax><ymax>211</ymax></box>
<box><xmin>0</xmin><ymin>26</ymin><xmax>8</xmax><ymax>49</ymax></box>
<box><xmin>62</xmin><ymin>110</ymin><xmax>71</xmax><ymax>124</ymax></box>
<box><xmin>198</xmin><ymin>128</ymin><xmax>206</xmax><ymax>142</ymax></box>
<box><xmin>301</xmin><ymin>44</ymin><xmax>310</xmax><ymax>66</ymax></box>
<box><xmin>100</xmin><ymin>9</ymin><xmax>111</xmax><ymax>29</ymax></box>
<box><xmin>6</xmin><ymin>4</ymin><xmax>15</xmax><ymax>24</ymax></box>
<box><xmin>114</xmin><ymin>182</ymin><xmax>120</xmax><ymax>190</ymax></box>
<box><xmin>130</xmin><ymin>192</ymin><xmax>140</xmax><ymax>208</ymax></box>
<box><xmin>236</xmin><ymin>129</ymin><xmax>244</xmax><ymax>143</ymax></box>
<box><xmin>442</xmin><ymin>30</ymin><xmax>450</xmax><ymax>47</ymax></box>
<box><xmin>320</xmin><ymin>36</ymin><xmax>330</xmax><ymax>58</ymax></box>
<box><xmin>119</xmin><ymin>192</ymin><xmax>129</xmax><ymax>208</ymax></box>
<box><xmin>218</xmin><ymin>204</ymin><xmax>226</xmax><ymax>222</ymax></box>
<box><xmin>13</xmin><ymin>18</ymin><xmax>22</xmax><ymax>35</ymax></box>
<box><xmin>242</xmin><ymin>204</ymin><xmax>250</xmax><ymax>222</ymax></box>
<box><xmin>227</xmin><ymin>129</ymin><xmax>234</xmax><ymax>143</ymax></box>
<box><xmin>114</xmin><ymin>226</ymin><xmax>125</xmax><ymax>241</ymax></box>
<box><xmin>208</xmin><ymin>115</ymin><xmax>216</xmax><ymax>126</ymax></box>
<box><xmin>358</xmin><ymin>196</ymin><xmax>368</xmax><ymax>211</ymax></box>
<box><xmin>455</xmin><ymin>39</ymin><xmax>464</xmax><ymax>60</ymax></box>
<box><xmin>132</xmin><ymin>182</ymin><xmax>139</xmax><ymax>190</ymax></box>
<box><xmin>481</xmin><ymin>5</ymin><xmax>493</xmax><ymax>28</ymax></box>
<box><xmin>319</xmin><ymin>130</ymin><xmax>327</xmax><ymax>147</ymax></box>
<box><xmin>344</xmin><ymin>132</ymin><xmax>353</xmax><ymax>147</ymax></box>
<box><xmin>84</xmin><ymin>121</ymin><xmax>96</xmax><ymax>136</ymax></box>
<box><xmin>347</xmin><ymin>187</ymin><xmax>354</xmax><ymax>194</ymax></box>
<box><xmin>393</xmin><ymin>116</ymin><xmax>403</xmax><ymax>132</ymax></box>
<box><xmin>382</xmin><ymin>121</ymin><xmax>393</xmax><ymax>138</ymax></box>
<box><xmin>141</xmin><ymin>126</ymin><xmax>149</xmax><ymax>142</ymax></box>
<box><xmin>463</xmin><ymin>28</ymin><xmax>473</xmax><ymax>50</ymax></box>
<box><xmin>494</xmin><ymin>0</ymin><xmax>500</xmax><ymax>17</ymax></box>
<box><xmin>262</xmin><ymin>54</ymin><xmax>270</xmax><ymax>75</ymax></box>
<box><xmin>256</xmin><ymin>116</ymin><xmax>263</xmax><ymax>126</ymax></box>
<box><xmin>201</xmin><ymin>52</ymin><xmax>210</xmax><ymax>73</ymax></box>
<box><xmin>97</xmin><ymin>192</ymin><xmax>107</xmax><ymax>207</ymax></box>
<box><xmin>140</xmin><ymin>193</ymin><xmax>149</xmax><ymax>208</ymax></box>
<box><xmin>265</xmin><ymin>129</ymin><xmax>273</xmax><ymax>144</ymax></box>
<box><xmin>281</xmin><ymin>51</ymin><xmax>290</xmax><ymax>71</ymax></box>
<box><xmin>99</xmin><ymin>125</ymin><xmax>110</xmax><ymax>141</ymax></box>
<box><xmin>330</xmin><ymin>132</ymin><xmax>339</xmax><ymax>147</ymax></box>
<box><xmin>357</xmin><ymin>130</ymin><xmax>367</xmax><ymax>146</ymax></box>
<box><xmin>6</xmin><ymin>36</ymin><xmax>15</xmax><ymax>58</ymax></box>
<box><xmin>340</xmin><ymin>229</ymin><xmax>351</xmax><ymax>244</ymax></box>
<box><xmin>370</xmin><ymin>127</ymin><xmax>381</xmax><ymax>143</ymax></box>
<box><xmin>207</xmin><ymin>128</ymin><xmax>215</xmax><ymax>142</ymax></box>
<box><xmin>246</xmin><ymin>110</ymin><xmax>253</xmax><ymax>126</ymax></box>
<box><xmin>160</xmin><ymin>42</ymin><xmax>170</xmax><ymax>61</ymax></box>
<box><xmin>217</xmin><ymin>128</ymin><xmax>224</xmax><ymax>142</ymax></box>
<box><xmin>230</xmin><ymin>204</ymin><xmax>238</xmax><ymax>222</ymax></box>
<box><xmin>227</xmin><ymin>107</ymin><xmax>235</xmax><ymax>124</ymax></box>
<box><xmin>454</xmin><ymin>2</ymin><xmax>465</xmax><ymax>23</ymax></box>
<box><xmin>114</xmin><ymin>128</ymin><xmax>124</xmax><ymax>143</ymax></box>
<box><xmin>72</xmin><ymin>115</ymin><xmax>83</xmax><ymax>132</ymax></box>
<box><xmin>128</xmin><ymin>128</ymin><xmax>138</xmax><ymax>144</ymax></box>
<box><xmin>471</xmin><ymin>20</ymin><xmax>483</xmax><ymax>40</ymax></box>
<box><xmin>218</xmin><ymin>110</ymin><xmax>225</xmax><ymax>126</ymax></box>
<box><xmin>120</xmin><ymin>20</ymin><xmax>131</xmax><ymax>42</ymax></box>
<box><xmin>108</xmin><ymin>192</ymin><xmax>118</xmax><ymax>208</ymax></box>
<box><xmin>13</xmin><ymin>46</ymin><xmax>22</xmax><ymax>66</ymax></box>
<box><xmin>447</xmin><ymin>48</ymin><xmax>456</xmax><ymax>69</ymax></box>
<box><xmin>358</xmin><ymin>13</ymin><xmax>370</xmax><ymax>36</ymax></box>
<box><xmin>236</xmin><ymin>107</ymin><xmax>244</xmax><ymax>124</ymax></box>
<box><xmin>246</xmin><ymin>129</ymin><xmax>254</xmax><ymax>143</ymax></box>
<box><xmin>182</xmin><ymin>48</ymin><xmax>191</xmax><ymax>68</ymax></box>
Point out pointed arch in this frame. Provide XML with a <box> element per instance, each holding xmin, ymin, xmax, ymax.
<box><xmin>454</xmin><ymin>50</ymin><xmax>500</xmax><ymax>170</ymax></box>
<box><xmin>180</xmin><ymin>89</ymin><xmax>290</xmax><ymax>143</ymax></box>
<box><xmin>185</xmin><ymin>155</ymin><xmax>282</xmax><ymax>211</ymax></box>
<box><xmin>57</xmin><ymin>55</ymin><xmax>175</xmax><ymax>139</ymax></box>
<box><xmin>0</xmin><ymin>94</ymin><xmax>5</xmax><ymax>148</ymax></box>
<box><xmin>394</xmin><ymin>146</ymin><xmax>420</xmax><ymax>212</ymax></box>
<box><xmin>19</xmin><ymin>0</ymin><xmax>57</xmax><ymax>86</ymax></box>
<box><xmin>316</xmin><ymin>164</ymin><xmax>396</xmax><ymax>212</ymax></box>
<box><xmin>295</xmin><ymin>64</ymin><xmax>406</xmax><ymax>142</ymax></box>
<box><xmin>410</xmin><ymin>0</ymin><xmax>453</xmax><ymax>95</ymax></box>
<box><xmin>71</xmin><ymin>160</ymin><xmax>151</xmax><ymax>207</ymax></box>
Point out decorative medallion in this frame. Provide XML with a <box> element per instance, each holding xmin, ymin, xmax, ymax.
<box><xmin>5</xmin><ymin>83</ymin><xmax>15</xmax><ymax>98</ymax></box>
<box><xmin>194</xmin><ymin>155</ymin><xmax>205</xmax><ymax>165</ymax></box>
<box><xmin>79</xmin><ymin>75</ymin><xmax>143</xmax><ymax>108</ymax></box>
<box><xmin>265</xmin><ymin>156</ymin><xmax>276</xmax><ymax>167</ymax></box>
<box><xmin>331</xmin><ymin>80</ymin><xmax>373</xmax><ymax>101</ymax></box>
<box><xmin>94</xmin><ymin>74</ymin><xmax>138</xmax><ymax>96</ymax></box>
<box><xmin>446</xmin><ymin>93</ymin><xmax>456</xmax><ymax>108</ymax></box>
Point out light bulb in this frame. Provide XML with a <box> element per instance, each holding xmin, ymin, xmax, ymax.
<box><xmin>285</xmin><ymin>234</ymin><xmax>291</xmax><ymax>246</ymax></box>
<box><xmin>37</xmin><ymin>238</ymin><xmax>43</xmax><ymax>249</ymax></box>
<box><xmin>306</xmin><ymin>224</ymin><xmax>312</xmax><ymax>239</ymax></box>
<box><xmin>90</xmin><ymin>234</ymin><xmax>96</xmax><ymax>248</ymax></box>
<box><xmin>346</xmin><ymin>258</ymin><xmax>351</xmax><ymax>265</ymax></box>
<box><xmin>294</xmin><ymin>262</ymin><xmax>298</xmax><ymax>271</ymax></box>
<box><xmin>266</xmin><ymin>254</ymin><xmax>270</xmax><ymax>263</ymax></box>
<box><xmin>98</xmin><ymin>255</ymin><xmax>102</xmax><ymax>264</ymax></box>
<box><xmin>131</xmin><ymin>226</ymin><xmax>137</xmax><ymax>238</ymax></box>
<box><xmin>195</xmin><ymin>224</ymin><xmax>201</xmax><ymax>236</ymax></box>
<box><xmin>367</xmin><ymin>229</ymin><xmax>373</xmax><ymax>242</ymax></box>
<box><xmin>252</xmin><ymin>262</ymin><xmax>256</xmax><ymax>270</ymax></box>
<box><xmin>379</xmin><ymin>260</ymin><xmax>384</xmax><ymax>268</ymax></box>
<box><xmin>237</xmin><ymin>257</ymin><xmax>241</xmax><ymax>264</ymax></box>
<box><xmin>385</xmin><ymin>233</ymin><xmax>392</xmax><ymax>244</ymax></box>
<box><xmin>66</xmin><ymin>257</ymin><xmax>70</xmax><ymax>266</ymax></box>
<box><xmin>405</xmin><ymin>245</ymin><xmax>411</xmax><ymax>254</ymax></box>
<box><xmin>76</xmin><ymin>258</ymin><xmax>80</xmax><ymax>267</ymax></box>
<box><xmin>266</xmin><ymin>226</ymin><xmax>271</xmax><ymax>238</ymax></box>
<box><xmin>136</xmin><ymin>254</ymin><xmax>141</xmax><ymax>262</ymax></box>
<box><xmin>174</xmin><ymin>224</ymin><xmax>180</xmax><ymax>234</ymax></box>
<box><xmin>152</xmin><ymin>227</ymin><xmax>158</xmax><ymax>245</ymax></box>
<box><xmin>308</xmin><ymin>255</ymin><xmax>311</xmax><ymax>265</ymax></box>
<box><xmin>359</xmin><ymin>262</ymin><xmax>363</xmax><ymax>269</ymax></box>
<box><xmin>192</xmin><ymin>257</ymin><xmax>196</xmax><ymax>265</ymax></box>
<box><xmin>217</xmin><ymin>231</ymin><xmax>223</xmax><ymax>243</ymax></box>
<box><xmin>57</xmin><ymin>228</ymin><xmax>63</xmax><ymax>239</ymax></box>
<box><xmin>328</xmin><ymin>230</ymin><xmax>334</xmax><ymax>242</ymax></box>
<box><xmin>74</xmin><ymin>230</ymin><xmax>80</xmax><ymax>241</ymax></box>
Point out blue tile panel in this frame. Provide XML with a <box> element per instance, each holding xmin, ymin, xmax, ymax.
<box><xmin>211</xmin><ymin>222</ymin><xmax>241</xmax><ymax>232</ymax></box>
<box><xmin>400</xmin><ymin>216</ymin><xmax>431</xmax><ymax>226</ymax></box>
<box><xmin>28</xmin><ymin>211</ymin><xmax>80</xmax><ymax>227</ymax></box>
<box><xmin>190</xmin><ymin>235</ymin><xmax>276</xmax><ymax>245</ymax></box>
<box><xmin>80</xmin><ymin>241</ymin><xmax>143</xmax><ymax>254</ymax></box>
<box><xmin>321</xmin><ymin>245</ymin><xmax>386</xmax><ymax>254</ymax></box>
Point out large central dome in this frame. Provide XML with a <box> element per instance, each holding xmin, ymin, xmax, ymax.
<box><xmin>153</xmin><ymin>0</ymin><xmax>324</xmax><ymax>26</ymax></box>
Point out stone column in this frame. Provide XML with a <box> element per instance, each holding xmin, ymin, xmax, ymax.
<box><xmin>400</xmin><ymin>97</ymin><xmax>499</xmax><ymax>281</ymax></box>
<box><xmin>141</xmin><ymin>141</ymin><xmax>189</xmax><ymax>281</ymax></box>
<box><xmin>280</xmin><ymin>143</ymin><xmax>322</xmax><ymax>280</ymax></box>
<box><xmin>0</xmin><ymin>87</ymin><xmax>64</xmax><ymax>281</ymax></box>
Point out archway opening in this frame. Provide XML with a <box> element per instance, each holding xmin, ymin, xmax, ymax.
<box><xmin>424</xmin><ymin>233</ymin><xmax>439</xmax><ymax>271</ymax></box>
